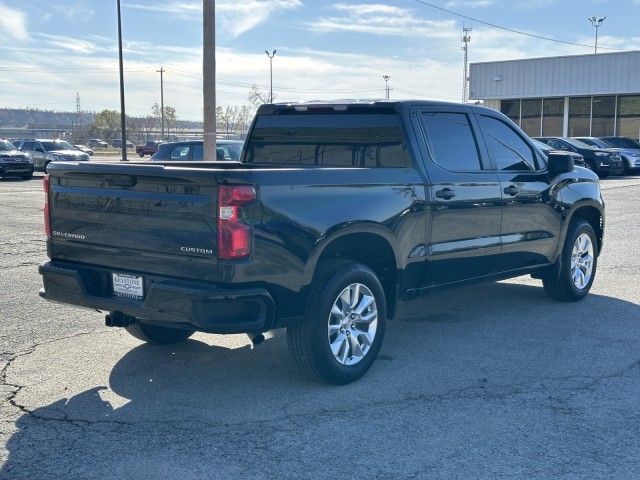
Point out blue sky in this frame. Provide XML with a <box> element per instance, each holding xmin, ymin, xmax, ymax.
<box><xmin>0</xmin><ymin>1</ymin><xmax>638</xmax><ymax>121</ymax></box>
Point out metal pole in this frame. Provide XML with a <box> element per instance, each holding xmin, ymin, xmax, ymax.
<box><xmin>203</xmin><ymin>0</ymin><xmax>216</xmax><ymax>161</ymax></box>
<box><xmin>117</xmin><ymin>0</ymin><xmax>127</xmax><ymax>160</ymax></box>
<box><xmin>383</xmin><ymin>75</ymin><xmax>390</xmax><ymax>99</ymax></box>
<box><xmin>588</xmin><ymin>16</ymin><xmax>606</xmax><ymax>54</ymax></box>
<box><xmin>157</xmin><ymin>67</ymin><xmax>165</xmax><ymax>139</ymax></box>
<box><xmin>265</xmin><ymin>50</ymin><xmax>276</xmax><ymax>103</ymax></box>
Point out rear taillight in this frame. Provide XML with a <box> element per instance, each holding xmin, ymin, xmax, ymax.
<box><xmin>218</xmin><ymin>185</ymin><xmax>256</xmax><ymax>260</ymax></box>
<box><xmin>43</xmin><ymin>174</ymin><xmax>51</xmax><ymax>238</ymax></box>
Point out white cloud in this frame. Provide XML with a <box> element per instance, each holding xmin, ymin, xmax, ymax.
<box><xmin>311</xmin><ymin>3</ymin><xmax>456</xmax><ymax>38</ymax></box>
<box><xmin>216</xmin><ymin>0</ymin><xmax>303</xmax><ymax>37</ymax></box>
<box><xmin>444</xmin><ymin>1</ymin><xmax>494</xmax><ymax>8</ymax></box>
<box><xmin>0</xmin><ymin>3</ymin><xmax>29</xmax><ymax>41</ymax></box>
<box><xmin>124</xmin><ymin>2</ymin><xmax>201</xmax><ymax>15</ymax></box>
<box><xmin>39</xmin><ymin>33</ymin><xmax>97</xmax><ymax>54</ymax></box>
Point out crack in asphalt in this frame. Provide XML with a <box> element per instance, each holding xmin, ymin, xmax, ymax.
<box><xmin>0</xmin><ymin>330</ymin><xmax>100</xmax><ymax>424</ymax></box>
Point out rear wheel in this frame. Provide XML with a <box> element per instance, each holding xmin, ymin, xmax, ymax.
<box><xmin>287</xmin><ymin>260</ymin><xmax>386</xmax><ymax>384</ymax></box>
<box><xmin>125</xmin><ymin>322</ymin><xmax>195</xmax><ymax>344</ymax></box>
<box><xmin>543</xmin><ymin>219</ymin><xmax>597</xmax><ymax>301</ymax></box>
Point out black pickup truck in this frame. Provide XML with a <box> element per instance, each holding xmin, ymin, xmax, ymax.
<box><xmin>39</xmin><ymin>100</ymin><xmax>605</xmax><ymax>384</ymax></box>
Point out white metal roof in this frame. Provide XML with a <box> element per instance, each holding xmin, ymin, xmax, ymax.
<box><xmin>469</xmin><ymin>50</ymin><xmax>640</xmax><ymax>100</ymax></box>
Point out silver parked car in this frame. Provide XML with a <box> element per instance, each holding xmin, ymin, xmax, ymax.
<box><xmin>15</xmin><ymin>139</ymin><xmax>90</xmax><ymax>172</ymax></box>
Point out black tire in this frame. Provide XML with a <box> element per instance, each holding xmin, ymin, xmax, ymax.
<box><xmin>21</xmin><ymin>172</ymin><xmax>33</xmax><ymax>180</ymax></box>
<box><xmin>287</xmin><ymin>260</ymin><xmax>387</xmax><ymax>384</ymax></box>
<box><xmin>125</xmin><ymin>322</ymin><xmax>195</xmax><ymax>344</ymax></box>
<box><xmin>543</xmin><ymin>219</ymin><xmax>597</xmax><ymax>302</ymax></box>
<box><xmin>137</xmin><ymin>150</ymin><xmax>145</xmax><ymax>157</ymax></box>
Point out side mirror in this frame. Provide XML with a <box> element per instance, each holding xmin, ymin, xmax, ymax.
<box><xmin>547</xmin><ymin>152</ymin><xmax>574</xmax><ymax>174</ymax></box>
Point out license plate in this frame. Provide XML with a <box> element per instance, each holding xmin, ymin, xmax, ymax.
<box><xmin>112</xmin><ymin>273</ymin><xmax>144</xmax><ymax>300</ymax></box>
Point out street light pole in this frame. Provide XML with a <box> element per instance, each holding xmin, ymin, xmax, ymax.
<box><xmin>265</xmin><ymin>50</ymin><xmax>276</xmax><ymax>103</ymax></box>
<box><xmin>383</xmin><ymin>75</ymin><xmax>390</xmax><ymax>99</ymax></box>
<box><xmin>116</xmin><ymin>0</ymin><xmax>127</xmax><ymax>161</ymax></box>
<box><xmin>157</xmin><ymin>66</ymin><xmax>165</xmax><ymax>139</ymax></box>
<box><xmin>588</xmin><ymin>16</ymin><xmax>606</xmax><ymax>54</ymax></box>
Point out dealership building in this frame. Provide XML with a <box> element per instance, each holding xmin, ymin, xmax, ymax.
<box><xmin>469</xmin><ymin>50</ymin><xmax>640</xmax><ymax>139</ymax></box>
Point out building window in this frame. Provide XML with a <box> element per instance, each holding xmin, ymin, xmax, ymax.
<box><xmin>616</xmin><ymin>95</ymin><xmax>640</xmax><ymax>139</ymax></box>
<box><xmin>500</xmin><ymin>100</ymin><xmax>520</xmax><ymax>126</ymax></box>
<box><xmin>591</xmin><ymin>96</ymin><xmax>616</xmax><ymax>137</ymax></box>
<box><xmin>568</xmin><ymin>97</ymin><xmax>591</xmax><ymax>136</ymax></box>
<box><xmin>521</xmin><ymin>99</ymin><xmax>542</xmax><ymax>136</ymax></box>
<box><xmin>542</xmin><ymin>98</ymin><xmax>564</xmax><ymax>136</ymax></box>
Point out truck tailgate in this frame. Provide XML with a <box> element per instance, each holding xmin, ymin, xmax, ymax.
<box><xmin>47</xmin><ymin>162</ymin><xmax>219</xmax><ymax>282</ymax></box>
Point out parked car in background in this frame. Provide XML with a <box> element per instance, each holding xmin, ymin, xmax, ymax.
<box><xmin>595</xmin><ymin>137</ymin><xmax>640</xmax><ymax>175</ymax></box>
<box><xmin>534</xmin><ymin>137</ymin><xmax>623</xmax><ymax>177</ymax></box>
<box><xmin>572</xmin><ymin>137</ymin><xmax>640</xmax><ymax>175</ymax></box>
<box><xmin>532</xmin><ymin>139</ymin><xmax>584</xmax><ymax>166</ymax></box>
<box><xmin>600</xmin><ymin>136</ymin><xmax>640</xmax><ymax>150</ymax></box>
<box><xmin>135</xmin><ymin>141</ymin><xmax>162</xmax><ymax>157</ymax></box>
<box><xmin>150</xmin><ymin>139</ymin><xmax>243</xmax><ymax>161</ymax></box>
<box><xmin>112</xmin><ymin>139</ymin><xmax>134</xmax><ymax>149</ymax></box>
<box><xmin>87</xmin><ymin>139</ymin><xmax>108</xmax><ymax>148</ymax></box>
<box><xmin>15</xmin><ymin>138</ymin><xmax>90</xmax><ymax>172</ymax></box>
<box><xmin>74</xmin><ymin>145</ymin><xmax>94</xmax><ymax>156</ymax></box>
<box><xmin>0</xmin><ymin>139</ymin><xmax>34</xmax><ymax>180</ymax></box>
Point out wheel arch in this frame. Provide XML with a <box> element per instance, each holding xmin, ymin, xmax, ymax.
<box><xmin>568</xmin><ymin>204</ymin><xmax>604</xmax><ymax>256</ymax></box>
<box><xmin>306</xmin><ymin>227</ymin><xmax>400</xmax><ymax>319</ymax></box>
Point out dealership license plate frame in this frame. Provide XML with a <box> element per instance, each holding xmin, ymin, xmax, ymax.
<box><xmin>112</xmin><ymin>273</ymin><xmax>144</xmax><ymax>300</ymax></box>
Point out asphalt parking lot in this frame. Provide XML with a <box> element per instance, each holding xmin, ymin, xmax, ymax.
<box><xmin>1</xmin><ymin>172</ymin><xmax>639</xmax><ymax>479</ymax></box>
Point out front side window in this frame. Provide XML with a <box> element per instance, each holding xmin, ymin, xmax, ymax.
<box><xmin>478</xmin><ymin>115</ymin><xmax>539</xmax><ymax>171</ymax></box>
<box><xmin>420</xmin><ymin>111</ymin><xmax>482</xmax><ymax>171</ymax></box>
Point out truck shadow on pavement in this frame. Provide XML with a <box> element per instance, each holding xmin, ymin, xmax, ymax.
<box><xmin>2</xmin><ymin>281</ymin><xmax>639</xmax><ymax>478</ymax></box>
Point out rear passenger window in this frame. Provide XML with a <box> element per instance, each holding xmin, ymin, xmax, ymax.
<box><xmin>245</xmin><ymin>113</ymin><xmax>412</xmax><ymax>168</ymax></box>
<box><xmin>420</xmin><ymin>112</ymin><xmax>482</xmax><ymax>171</ymax></box>
<box><xmin>478</xmin><ymin>115</ymin><xmax>539</xmax><ymax>171</ymax></box>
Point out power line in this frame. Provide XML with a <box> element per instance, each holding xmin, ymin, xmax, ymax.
<box><xmin>412</xmin><ymin>0</ymin><xmax>624</xmax><ymax>51</ymax></box>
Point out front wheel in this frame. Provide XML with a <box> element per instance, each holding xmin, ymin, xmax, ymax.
<box><xmin>543</xmin><ymin>219</ymin><xmax>597</xmax><ymax>301</ymax></box>
<box><xmin>125</xmin><ymin>322</ymin><xmax>195</xmax><ymax>344</ymax></box>
<box><xmin>287</xmin><ymin>260</ymin><xmax>387</xmax><ymax>384</ymax></box>
<box><xmin>137</xmin><ymin>150</ymin><xmax>145</xmax><ymax>157</ymax></box>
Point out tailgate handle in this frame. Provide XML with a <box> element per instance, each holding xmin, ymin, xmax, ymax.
<box><xmin>105</xmin><ymin>175</ymin><xmax>137</xmax><ymax>187</ymax></box>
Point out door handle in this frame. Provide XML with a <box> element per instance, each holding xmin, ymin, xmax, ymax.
<box><xmin>435</xmin><ymin>188</ymin><xmax>456</xmax><ymax>199</ymax></box>
<box><xmin>503</xmin><ymin>186</ymin><xmax>520</xmax><ymax>196</ymax></box>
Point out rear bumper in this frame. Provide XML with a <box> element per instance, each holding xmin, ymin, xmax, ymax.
<box><xmin>39</xmin><ymin>261</ymin><xmax>276</xmax><ymax>334</ymax></box>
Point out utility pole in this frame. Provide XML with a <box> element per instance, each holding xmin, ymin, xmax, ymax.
<box><xmin>383</xmin><ymin>75</ymin><xmax>390</xmax><ymax>99</ymax></box>
<box><xmin>461</xmin><ymin>26</ymin><xmax>472</xmax><ymax>103</ymax></box>
<box><xmin>203</xmin><ymin>0</ymin><xmax>216</xmax><ymax>160</ymax></box>
<box><xmin>157</xmin><ymin>66</ymin><xmax>165</xmax><ymax>139</ymax></box>
<box><xmin>75</xmin><ymin>92</ymin><xmax>80</xmax><ymax>141</ymax></box>
<box><xmin>588</xmin><ymin>16</ymin><xmax>606</xmax><ymax>54</ymax></box>
<box><xmin>265</xmin><ymin>50</ymin><xmax>276</xmax><ymax>103</ymax></box>
<box><xmin>116</xmin><ymin>0</ymin><xmax>127</xmax><ymax>160</ymax></box>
